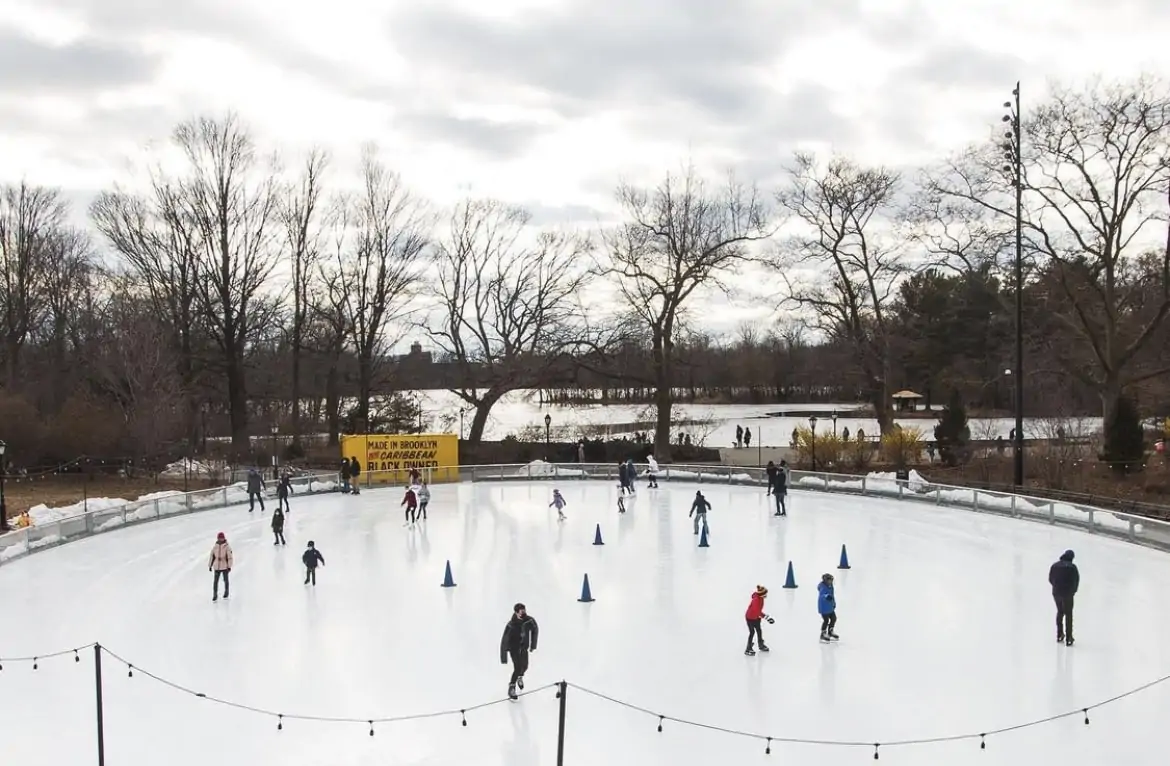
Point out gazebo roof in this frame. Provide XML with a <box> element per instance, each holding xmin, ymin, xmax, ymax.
<box><xmin>891</xmin><ymin>390</ymin><xmax>923</xmax><ymax>399</ymax></box>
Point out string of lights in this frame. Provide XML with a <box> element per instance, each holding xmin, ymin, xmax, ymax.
<box><xmin>2</xmin><ymin>642</ymin><xmax>1169</xmax><ymax>758</ymax></box>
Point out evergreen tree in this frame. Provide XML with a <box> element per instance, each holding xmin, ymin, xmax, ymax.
<box><xmin>933</xmin><ymin>390</ymin><xmax>972</xmax><ymax>466</ymax></box>
<box><xmin>1103</xmin><ymin>395</ymin><xmax>1144</xmax><ymax>475</ymax></box>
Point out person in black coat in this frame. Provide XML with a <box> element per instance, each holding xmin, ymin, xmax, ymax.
<box><xmin>302</xmin><ymin>540</ymin><xmax>325</xmax><ymax>585</ymax></box>
<box><xmin>500</xmin><ymin>603</ymin><xmax>539</xmax><ymax>699</ymax></box>
<box><xmin>1048</xmin><ymin>549</ymin><xmax>1080</xmax><ymax>645</ymax></box>
<box><xmin>271</xmin><ymin>508</ymin><xmax>286</xmax><ymax>545</ymax></box>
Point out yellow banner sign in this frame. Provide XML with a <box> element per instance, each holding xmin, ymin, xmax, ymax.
<box><xmin>340</xmin><ymin>433</ymin><xmax>459</xmax><ymax>483</ymax></box>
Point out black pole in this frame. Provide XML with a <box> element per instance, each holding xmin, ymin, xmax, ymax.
<box><xmin>556</xmin><ymin>681</ymin><xmax>568</xmax><ymax>766</ymax></box>
<box><xmin>1013</xmin><ymin>81</ymin><xmax>1025</xmax><ymax>488</ymax></box>
<box><xmin>94</xmin><ymin>644</ymin><xmax>106</xmax><ymax>766</ymax></box>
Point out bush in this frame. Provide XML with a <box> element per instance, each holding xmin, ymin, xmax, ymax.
<box><xmin>1103</xmin><ymin>395</ymin><xmax>1144</xmax><ymax>475</ymax></box>
<box><xmin>933</xmin><ymin>391</ymin><xmax>972</xmax><ymax>466</ymax></box>
<box><xmin>881</xmin><ymin>426</ymin><xmax>926</xmax><ymax>467</ymax></box>
<box><xmin>790</xmin><ymin>426</ymin><xmax>846</xmax><ymax>470</ymax></box>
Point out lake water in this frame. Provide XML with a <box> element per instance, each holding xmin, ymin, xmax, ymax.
<box><xmin>411</xmin><ymin>390</ymin><xmax>1101</xmax><ymax>447</ymax></box>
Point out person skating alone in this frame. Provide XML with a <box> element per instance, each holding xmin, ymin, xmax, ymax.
<box><xmin>1049</xmin><ymin>549</ymin><xmax>1080</xmax><ymax>646</ymax></box>
<box><xmin>402</xmin><ymin>485</ymin><xmax>419</xmax><ymax>525</ymax></box>
<box><xmin>549</xmin><ymin>489</ymin><xmax>567</xmax><ymax>521</ymax></box>
<box><xmin>246</xmin><ymin>467</ymin><xmax>266</xmax><ymax>512</ymax></box>
<box><xmin>499</xmin><ymin>602</ymin><xmax>539</xmax><ymax>700</ymax></box>
<box><xmin>277</xmin><ymin>473</ymin><xmax>293</xmax><ymax>513</ymax></box>
<box><xmin>646</xmin><ymin>454</ymin><xmax>659</xmax><ymax>488</ymax></box>
<box><xmin>348</xmin><ymin>457</ymin><xmax>361</xmax><ymax>494</ymax></box>
<box><xmin>772</xmin><ymin>463</ymin><xmax>788</xmax><ymax>516</ymax></box>
<box><xmin>302</xmin><ymin>541</ymin><xmax>325</xmax><ymax>585</ymax></box>
<box><xmin>417</xmin><ymin>482</ymin><xmax>431</xmax><ymax>520</ymax></box>
<box><xmin>209</xmin><ymin>532</ymin><xmax>233</xmax><ymax>601</ymax></box>
<box><xmin>744</xmin><ymin>585</ymin><xmax>774</xmax><ymax>655</ymax></box>
<box><xmin>272</xmin><ymin>508</ymin><xmax>286</xmax><ymax>545</ymax></box>
<box><xmin>690</xmin><ymin>491</ymin><xmax>711</xmax><ymax>535</ymax></box>
<box><xmin>818</xmin><ymin>574</ymin><xmax>839</xmax><ymax>642</ymax></box>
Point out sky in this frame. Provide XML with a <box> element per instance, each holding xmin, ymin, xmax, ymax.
<box><xmin>2</xmin><ymin>0</ymin><xmax>1170</xmax><ymax>340</ymax></box>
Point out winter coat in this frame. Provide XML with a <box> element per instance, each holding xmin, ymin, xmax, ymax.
<box><xmin>302</xmin><ymin>548</ymin><xmax>325</xmax><ymax>569</ymax></box>
<box><xmin>500</xmin><ymin>615</ymin><xmax>539</xmax><ymax>661</ymax></box>
<box><xmin>647</xmin><ymin>456</ymin><xmax>659</xmax><ymax>474</ymax></box>
<box><xmin>1049</xmin><ymin>552</ymin><xmax>1080</xmax><ymax>597</ymax></box>
<box><xmin>817</xmin><ymin>582</ymin><xmax>836</xmax><ymax>615</ymax></box>
<box><xmin>340</xmin><ymin>461</ymin><xmax>352</xmax><ymax>480</ymax></box>
<box><xmin>209</xmin><ymin>541</ymin><xmax>234</xmax><ymax>572</ymax></box>
<box><xmin>277</xmin><ymin>478</ymin><xmax>292</xmax><ymax>499</ymax></box>
<box><xmin>745</xmin><ymin>592</ymin><xmax>766</xmax><ymax>621</ymax></box>
<box><xmin>271</xmin><ymin>511</ymin><xmax>284</xmax><ymax>532</ymax></box>
<box><xmin>402</xmin><ymin>489</ymin><xmax>417</xmax><ymax>509</ymax></box>
<box><xmin>246</xmin><ymin>471</ymin><xmax>264</xmax><ymax>494</ymax></box>
<box><xmin>690</xmin><ymin>496</ymin><xmax>711</xmax><ymax>516</ymax></box>
<box><xmin>417</xmin><ymin>484</ymin><xmax>431</xmax><ymax>503</ymax></box>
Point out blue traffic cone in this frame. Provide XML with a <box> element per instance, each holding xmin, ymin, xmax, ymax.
<box><xmin>440</xmin><ymin>560</ymin><xmax>457</xmax><ymax>588</ymax></box>
<box><xmin>838</xmin><ymin>544</ymin><xmax>851</xmax><ymax>570</ymax></box>
<box><xmin>593</xmin><ymin>524</ymin><xmax>604</xmax><ymax>545</ymax></box>
<box><xmin>698</xmin><ymin>525</ymin><xmax>709</xmax><ymax>547</ymax></box>
<box><xmin>578</xmin><ymin>573</ymin><xmax>595</xmax><ymax>602</ymax></box>
<box><xmin>782</xmin><ymin>561</ymin><xmax>797</xmax><ymax>588</ymax></box>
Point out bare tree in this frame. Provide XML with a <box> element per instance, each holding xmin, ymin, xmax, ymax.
<box><xmin>426</xmin><ymin>198</ymin><xmax>593</xmax><ymax>441</ymax></box>
<box><xmin>326</xmin><ymin>145</ymin><xmax>429</xmax><ymax>431</ymax></box>
<box><xmin>775</xmin><ymin>152</ymin><xmax>904</xmax><ymax>434</ymax></box>
<box><xmin>598</xmin><ymin>165</ymin><xmax>770</xmax><ymax>459</ymax></box>
<box><xmin>176</xmin><ymin>113</ymin><xmax>281</xmax><ymax>451</ymax></box>
<box><xmin>0</xmin><ymin>182</ymin><xmax>65</xmax><ymax>386</ymax></box>
<box><xmin>280</xmin><ymin>149</ymin><xmax>330</xmax><ymax>444</ymax></box>
<box><xmin>929</xmin><ymin>77</ymin><xmax>1170</xmax><ymax>424</ymax></box>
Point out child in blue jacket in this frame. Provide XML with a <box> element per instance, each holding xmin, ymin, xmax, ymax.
<box><xmin>818</xmin><ymin>573</ymin><xmax>839</xmax><ymax>642</ymax></box>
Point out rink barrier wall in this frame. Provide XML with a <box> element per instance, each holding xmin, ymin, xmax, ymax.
<box><xmin>3</xmin><ymin>462</ymin><xmax>1170</xmax><ymax>568</ymax></box>
<box><xmin>0</xmin><ymin>471</ymin><xmax>341</xmax><ymax>567</ymax></box>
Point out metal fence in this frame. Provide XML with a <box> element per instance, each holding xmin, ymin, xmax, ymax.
<box><xmin>4</xmin><ymin>462</ymin><xmax>1170</xmax><ymax>567</ymax></box>
<box><xmin>0</xmin><ymin>471</ymin><xmax>341</xmax><ymax>567</ymax></box>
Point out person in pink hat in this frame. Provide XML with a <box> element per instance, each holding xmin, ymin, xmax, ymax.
<box><xmin>208</xmin><ymin>532</ymin><xmax>234</xmax><ymax>601</ymax></box>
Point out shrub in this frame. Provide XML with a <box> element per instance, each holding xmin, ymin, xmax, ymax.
<box><xmin>933</xmin><ymin>390</ymin><xmax>972</xmax><ymax>466</ymax></box>
<box><xmin>1103</xmin><ymin>395</ymin><xmax>1144</xmax><ymax>475</ymax></box>
<box><xmin>881</xmin><ymin>426</ymin><xmax>926</xmax><ymax>467</ymax></box>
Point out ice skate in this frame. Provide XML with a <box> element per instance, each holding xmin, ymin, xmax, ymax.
<box><xmin>517</xmin><ymin>676</ymin><xmax>524</xmax><ymax>690</ymax></box>
<box><xmin>508</xmin><ymin>683</ymin><xmax>518</xmax><ymax>700</ymax></box>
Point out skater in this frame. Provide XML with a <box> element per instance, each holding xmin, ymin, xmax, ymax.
<box><xmin>549</xmin><ymin>489</ymin><xmax>567</xmax><ymax>521</ymax></box>
<box><xmin>417</xmin><ymin>482</ymin><xmax>431</xmax><ymax>520</ymax></box>
<box><xmin>1049</xmin><ymin>549</ymin><xmax>1080</xmax><ymax>645</ymax></box>
<box><xmin>772</xmin><ymin>464</ymin><xmax>788</xmax><ymax>516</ymax></box>
<box><xmin>499</xmin><ymin>602</ymin><xmax>539</xmax><ymax>700</ymax></box>
<box><xmin>624</xmin><ymin>458</ymin><xmax>637</xmax><ymax>494</ymax></box>
<box><xmin>744</xmin><ymin>585</ymin><xmax>774</xmax><ymax>655</ymax></box>
<box><xmin>208</xmin><ymin>532</ymin><xmax>233</xmax><ymax>601</ymax></box>
<box><xmin>765</xmin><ymin>461</ymin><xmax>777</xmax><ymax>496</ymax></box>
<box><xmin>348</xmin><ymin>456</ymin><xmax>361</xmax><ymax>494</ymax></box>
<box><xmin>402</xmin><ymin>485</ymin><xmax>419</xmax><ymax>524</ymax></box>
<box><xmin>646</xmin><ymin>454</ymin><xmax>659</xmax><ymax>488</ymax></box>
<box><xmin>689</xmin><ymin>490</ymin><xmax>711</xmax><ymax>534</ymax></box>
<box><xmin>339</xmin><ymin>459</ymin><xmax>351</xmax><ymax>493</ymax></box>
<box><xmin>246</xmin><ymin>467</ymin><xmax>266</xmax><ymax>512</ymax></box>
<box><xmin>818</xmin><ymin>574</ymin><xmax>839</xmax><ymax>641</ymax></box>
<box><xmin>272</xmin><ymin>507</ymin><xmax>286</xmax><ymax>545</ymax></box>
<box><xmin>617</xmin><ymin>460</ymin><xmax>630</xmax><ymax>494</ymax></box>
<box><xmin>302</xmin><ymin>540</ymin><xmax>325</xmax><ymax>585</ymax></box>
<box><xmin>277</xmin><ymin>472</ymin><xmax>292</xmax><ymax>513</ymax></box>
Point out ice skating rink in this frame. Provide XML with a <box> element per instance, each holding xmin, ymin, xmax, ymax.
<box><xmin>2</xmin><ymin>481</ymin><xmax>1170</xmax><ymax>766</ymax></box>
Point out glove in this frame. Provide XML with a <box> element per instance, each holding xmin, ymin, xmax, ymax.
<box><xmin>765</xmin><ymin>616</ymin><xmax>775</xmax><ymax>624</ymax></box>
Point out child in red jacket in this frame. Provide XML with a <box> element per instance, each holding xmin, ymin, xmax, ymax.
<box><xmin>744</xmin><ymin>585</ymin><xmax>774</xmax><ymax>655</ymax></box>
<box><xmin>402</xmin><ymin>486</ymin><xmax>419</xmax><ymax>525</ymax></box>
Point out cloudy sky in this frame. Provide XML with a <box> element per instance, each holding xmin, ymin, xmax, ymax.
<box><xmin>2</xmin><ymin>0</ymin><xmax>1169</xmax><ymax>335</ymax></box>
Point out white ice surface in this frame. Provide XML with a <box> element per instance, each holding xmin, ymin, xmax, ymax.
<box><xmin>2</xmin><ymin>483</ymin><xmax>1169</xmax><ymax>766</ymax></box>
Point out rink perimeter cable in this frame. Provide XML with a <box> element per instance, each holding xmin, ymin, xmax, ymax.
<box><xmin>3</xmin><ymin>642</ymin><xmax>1170</xmax><ymax>757</ymax></box>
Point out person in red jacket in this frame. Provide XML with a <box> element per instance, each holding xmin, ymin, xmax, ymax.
<box><xmin>744</xmin><ymin>585</ymin><xmax>774</xmax><ymax>655</ymax></box>
<box><xmin>402</xmin><ymin>486</ymin><xmax>419</xmax><ymax>525</ymax></box>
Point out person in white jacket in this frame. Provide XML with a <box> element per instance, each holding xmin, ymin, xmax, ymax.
<box><xmin>646</xmin><ymin>454</ymin><xmax>659</xmax><ymax>488</ymax></box>
<box><xmin>417</xmin><ymin>483</ymin><xmax>431</xmax><ymax>520</ymax></box>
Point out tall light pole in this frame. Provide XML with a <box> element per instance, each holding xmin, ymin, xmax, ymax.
<box><xmin>0</xmin><ymin>440</ymin><xmax>7</xmax><ymax>532</ymax></box>
<box><xmin>1003</xmin><ymin>82</ymin><xmax>1025</xmax><ymax>487</ymax></box>
<box><xmin>809</xmin><ymin>416</ymin><xmax>818</xmax><ymax>472</ymax></box>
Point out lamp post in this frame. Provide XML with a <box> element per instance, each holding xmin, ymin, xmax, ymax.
<box><xmin>0</xmin><ymin>440</ymin><xmax>7</xmax><ymax>532</ymax></box>
<box><xmin>1002</xmin><ymin>82</ymin><xmax>1025</xmax><ymax>487</ymax></box>
<box><xmin>809</xmin><ymin>416</ymin><xmax>818</xmax><ymax>472</ymax></box>
<box><xmin>544</xmin><ymin>413</ymin><xmax>552</xmax><ymax>445</ymax></box>
<box><xmin>270</xmin><ymin>425</ymin><xmax>279</xmax><ymax>481</ymax></box>
<box><xmin>832</xmin><ymin>411</ymin><xmax>838</xmax><ymax>438</ymax></box>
